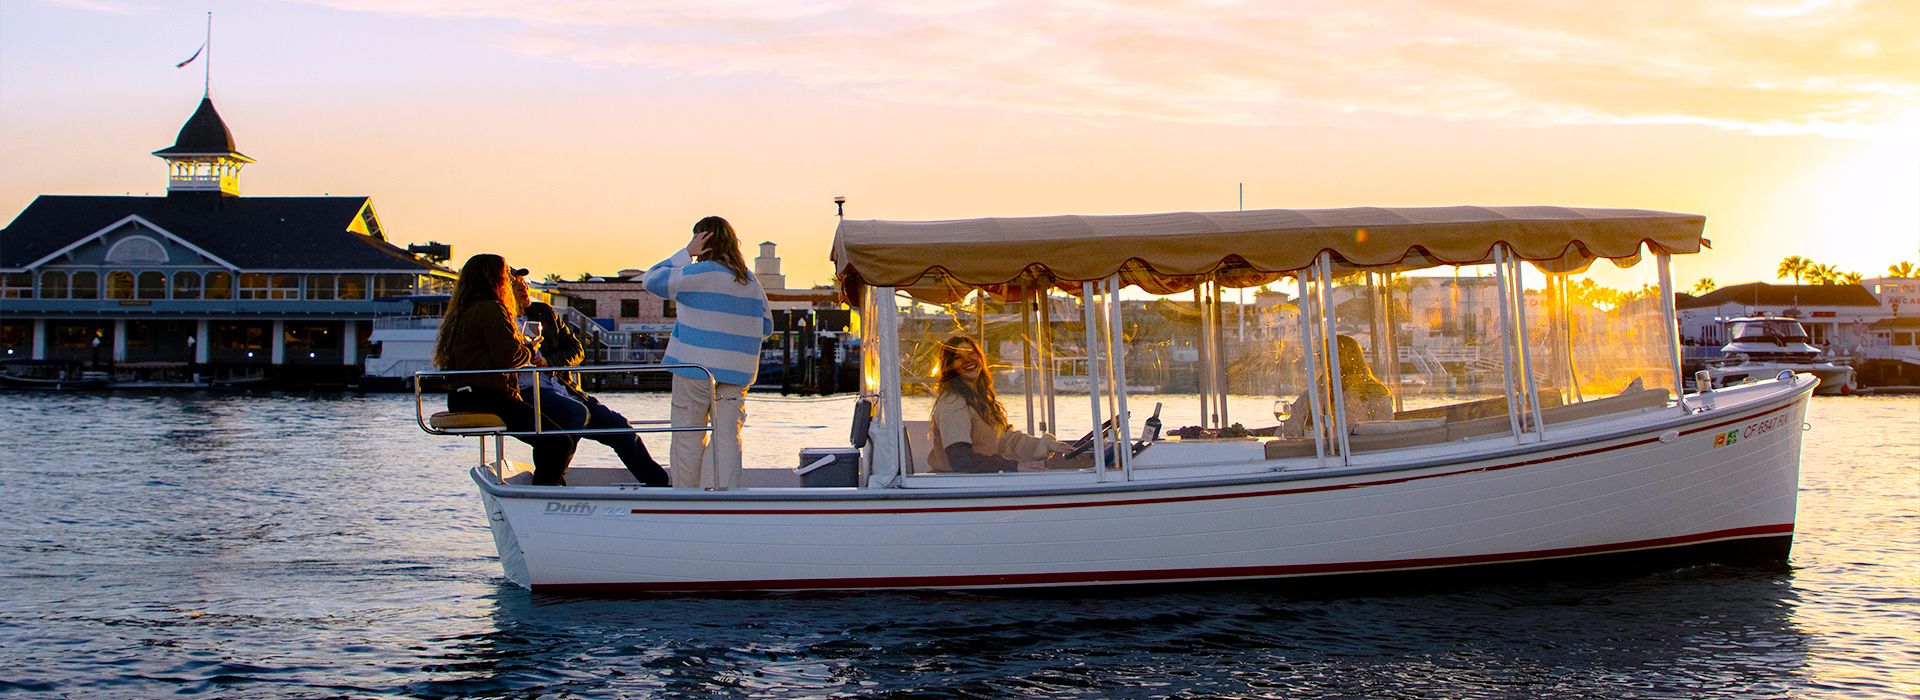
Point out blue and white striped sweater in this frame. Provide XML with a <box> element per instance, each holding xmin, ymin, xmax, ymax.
<box><xmin>644</xmin><ymin>250</ymin><xmax>773</xmax><ymax>386</ymax></box>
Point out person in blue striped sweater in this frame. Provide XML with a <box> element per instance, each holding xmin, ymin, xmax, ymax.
<box><xmin>645</xmin><ymin>216</ymin><xmax>773</xmax><ymax>489</ymax></box>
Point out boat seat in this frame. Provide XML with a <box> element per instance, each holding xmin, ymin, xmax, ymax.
<box><xmin>429</xmin><ymin>411</ymin><xmax>507</xmax><ymax>434</ymax></box>
<box><xmin>1541</xmin><ymin>388</ymin><xmax>1670</xmax><ymax>424</ymax></box>
<box><xmin>1263</xmin><ymin>438</ymin><xmax>1318</xmax><ymax>459</ymax></box>
<box><xmin>901</xmin><ymin>420</ymin><xmax>932</xmax><ymax>474</ymax></box>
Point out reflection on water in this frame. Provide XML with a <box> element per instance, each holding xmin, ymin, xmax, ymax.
<box><xmin>0</xmin><ymin>393</ymin><xmax>1914</xmax><ymax>698</ymax></box>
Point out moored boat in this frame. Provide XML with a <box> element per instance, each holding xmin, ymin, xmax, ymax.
<box><xmin>1705</xmin><ymin>316</ymin><xmax>1856</xmax><ymax>395</ymax></box>
<box><xmin>418</xmin><ymin>205</ymin><xmax>1810</xmax><ymax>593</ymax></box>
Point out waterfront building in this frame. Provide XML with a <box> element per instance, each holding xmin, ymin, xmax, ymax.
<box><xmin>1676</xmin><ymin>282</ymin><xmax>1884</xmax><ymax>351</ymax></box>
<box><xmin>0</xmin><ymin>96</ymin><xmax>451</xmax><ymax>385</ymax></box>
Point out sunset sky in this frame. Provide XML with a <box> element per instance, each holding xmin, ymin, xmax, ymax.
<box><xmin>2</xmin><ymin>0</ymin><xmax>1916</xmax><ymax>290</ymax></box>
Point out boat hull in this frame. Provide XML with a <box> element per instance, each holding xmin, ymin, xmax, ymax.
<box><xmin>1710</xmin><ymin>361</ymin><xmax>1855</xmax><ymax>395</ymax></box>
<box><xmin>475</xmin><ymin>387</ymin><xmax>1810</xmax><ymax>593</ymax></box>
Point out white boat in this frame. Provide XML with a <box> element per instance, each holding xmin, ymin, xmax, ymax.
<box><xmin>417</xmin><ymin>206</ymin><xmax>1809</xmax><ymax>593</ymax></box>
<box><xmin>1705</xmin><ymin>316</ymin><xmax>1856</xmax><ymax>396</ymax></box>
<box><xmin>362</xmin><ymin>315</ymin><xmax>441</xmax><ymax>389</ymax></box>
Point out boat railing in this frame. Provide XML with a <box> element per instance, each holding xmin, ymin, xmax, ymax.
<box><xmin>412</xmin><ymin>363</ymin><xmax>717</xmax><ymax>481</ymax></box>
<box><xmin>373</xmin><ymin>315</ymin><xmax>442</xmax><ymax>330</ymax></box>
<box><xmin>412</xmin><ymin>363</ymin><xmax>716</xmax><ymax>438</ymax></box>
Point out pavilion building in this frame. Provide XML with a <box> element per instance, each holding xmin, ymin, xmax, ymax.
<box><xmin>0</xmin><ymin>96</ymin><xmax>451</xmax><ymax>385</ymax></box>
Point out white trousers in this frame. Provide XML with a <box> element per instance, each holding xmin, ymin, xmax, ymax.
<box><xmin>670</xmin><ymin>374</ymin><xmax>748</xmax><ymax>489</ymax></box>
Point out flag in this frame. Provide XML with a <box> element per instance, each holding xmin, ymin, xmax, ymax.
<box><xmin>176</xmin><ymin>44</ymin><xmax>204</xmax><ymax>69</ymax></box>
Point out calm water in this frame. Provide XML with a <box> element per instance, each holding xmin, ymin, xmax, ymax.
<box><xmin>1</xmin><ymin>392</ymin><xmax>1915</xmax><ymax>698</ymax></box>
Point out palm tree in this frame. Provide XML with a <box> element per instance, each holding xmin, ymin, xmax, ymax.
<box><xmin>1890</xmin><ymin>261</ymin><xmax>1917</xmax><ymax>278</ymax></box>
<box><xmin>1691</xmin><ymin>278</ymin><xmax>1716</xmax><ymax>295</ymax></box>
<box><xmin>542</xmin><ymin>272</ymin><xmax>564</xmax><ymax>284</ymax></box>
<box><xmin>1778</xmin><ymin>256</ymin><xmax>1812</xmax><ymax>284</ymax></box>
<box><xmin>1838</xmin><ymin>271</ymin><xmax>1864</xmax><ymax>285</ymax></box>
<box><xmin>1805</xmin><ymin>263</ymin><xmax>1839</xmax><ymax>285</ymax></box>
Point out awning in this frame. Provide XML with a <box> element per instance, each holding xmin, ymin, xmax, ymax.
<box><xmin>834</xmin><ymin>205</ymin><xmax>1705</xmax><ymax>301</ymax></box>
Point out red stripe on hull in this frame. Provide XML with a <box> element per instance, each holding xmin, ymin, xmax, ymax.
<box><xmin>539</xmin><ymin>523</ymin><xmax>1795</xmax><ymax>593</ymax></box>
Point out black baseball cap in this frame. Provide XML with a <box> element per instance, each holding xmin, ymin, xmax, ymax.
<box><xmin>510</xmin><ymin>267</ymin><xmax>529</xmax><ymax>277</ymax></box>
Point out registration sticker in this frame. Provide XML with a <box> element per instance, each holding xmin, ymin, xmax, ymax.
<box><xmin>1712</xmin><ymin>414</ymin><xmax>1793</xmax><ymax>449</ymax></box>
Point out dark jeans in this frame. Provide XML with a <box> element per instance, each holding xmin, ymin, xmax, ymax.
<box><xmin>535</xmin><ymin>387</ymin><xmax>668</xmax><ymax>487</ymax></box>
<box><xmin>448</xmin><ymin>385</ymin><xmax>578</xmax><ymax>486</ymax></box>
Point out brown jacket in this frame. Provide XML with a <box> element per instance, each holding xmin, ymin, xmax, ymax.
<box><xmin>441</xmin><ymin>300</ymin><xmax>533</xmax><ymax>396</ymax></box>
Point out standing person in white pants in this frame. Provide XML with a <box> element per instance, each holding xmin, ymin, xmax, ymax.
<box><xmin>644</xmin><ymin>216</ymin><xmax>773</xmax><ymax>489</ymax></box>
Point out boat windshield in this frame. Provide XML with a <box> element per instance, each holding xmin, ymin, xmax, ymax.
<box><xmin>1730</xmin><ymin>320</ymin><xmax>1810</xmax><ymax>344</ymax></box>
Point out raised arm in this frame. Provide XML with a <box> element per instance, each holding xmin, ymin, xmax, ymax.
<box><xmin>643</xmin><ymin>249</ymin><xmax>692</xmax><ymax>300</ymax></box>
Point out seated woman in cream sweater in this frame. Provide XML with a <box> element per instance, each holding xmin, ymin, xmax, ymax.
<box><xmin>926</xmin><ymin>336</ymin><xmax>1077</xmax><ymax>473</ymax></box>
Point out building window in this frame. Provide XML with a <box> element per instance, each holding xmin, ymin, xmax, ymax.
<box><xmin>662</xmin><ymin>300</ymin><xmax>677</xmax><ymax>318</ymax></box>
<box><xmin>374</xmin><ymin>274</ymin><xmax>414</xmax><ymax>298</ymax></box>
<box><xmin>620</xmin><ymin>298</ymin><xmax>640</xmax><ymax>317</ymax></box>
<box><xmin>38</xmin><ymin>271</ymin><xmax>67</xmax><ymax>300</ymax></box>
<box><xmin>573</xmin><ymin>298</ymin><xmax>597</xmax><ymax>317</ymax></box>
<box><xmin>337</xmin><ymin>274</ymin><xmax>368</xmax><ymax>300</ymax></box>
<box><xmin>104</xmin><ymin>235</ymin><xmax>168</xmax><ymax>264</ymax></box>
<box><xmin>307</xmin><ymin>274</ymin><xmax>336</xmax><ymax>301</ymax></box>
<box><xmin>205</xmin><ymin>271</ymin><xmax>233</xmax><ymax>300</ymax></box>
<box><xmin>107</xmin><ymin>271</ymin><xmax>136</xmax><ymax>299</ymax></box>
<box><xmin>137</xmin><ymin>271</ymin><xmax>167</xmax><ymax>300</ymax></box>
<box><xmin>71</xmin><ymin>271</ymin><xmax>99</xmax><ymax>299</ymax></box>
<box><xmin>271</xmin><ymin>274</ymin><xmax>300</xmax><ymax>300</ymax></box>
<box><xmin>172</xmin><ymin>271</ymin><xmax>201</xmax><ymax>300</ymax></box>
<box><xmin>0</xmin><ymin>272</ymin><xmax>32</xmax><ymax>299</ymax></box>
<box><xmin>239</xmin><ymin>273</ymin><xmax>271</xmax><ymax>299</ymax></box>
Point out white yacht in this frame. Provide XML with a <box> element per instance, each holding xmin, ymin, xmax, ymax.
<box><xmin>1706</xmin><ymin>316</ymin><xmax>1856</xmax><ymax>395</ymax></box>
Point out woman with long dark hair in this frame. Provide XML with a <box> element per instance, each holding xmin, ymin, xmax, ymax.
<box><xmin>434</xmin><ymin>253</ymin><xmax>577</xmax><ymax>485</ymax></box>
<box><xmin>927</xmin><ymin>336</ymin><xmax>1074</xmax><ymax>473</ymax></box>
<box><xmin>643</xmin><ymin>216</ymin><xmax>772</xmax><ymax>489</ymax></box>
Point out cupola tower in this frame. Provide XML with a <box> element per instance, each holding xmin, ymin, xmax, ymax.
<box><xmin>152</xmin><ymin>97</ymin><xmax>253</xmax><ymax>199</ymax></box>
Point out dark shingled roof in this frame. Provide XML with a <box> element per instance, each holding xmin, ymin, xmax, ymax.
<box><xmin>1</xmin><ymin>195</ymin><xmax>441</xmax><ymax>272</ymax></box>
<box><xmin>151</xmin><ymin>98</ymin><xmax>251</xmax><ymax>160</ymax></box>
<box><xmin>1678</xmin><ymin>281</ymin><xmax>1881</xmax><ymax>309</ymax></box>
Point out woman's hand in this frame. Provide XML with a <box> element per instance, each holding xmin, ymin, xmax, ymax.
<box><xmin>1049</xmin><ymin>439</ymin><xmax>1075</xmax><ymax>454</ymax></box>
<box><xmin>686</xmin><ymin>230</ymin><xmax>714</xmax><ymax>257</ymax></box>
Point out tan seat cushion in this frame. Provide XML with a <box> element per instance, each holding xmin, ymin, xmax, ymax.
<box><xmin>429</xmin><ymin>411</ymin><xmax>507</xmax><ymax>433</ymax></box>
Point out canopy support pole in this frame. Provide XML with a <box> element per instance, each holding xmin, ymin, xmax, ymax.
<box><xmin>1195</xmin><ymin>285</ymin><xmax>1211</xmax><ymax>429</ymax></box>
<box><xmin>1040</xmin><ymin>287</ymin><xmax>1057</xmax><ymax>433</ymax></box>
<box><xmin>1492</xmin><ymin>248</ymin><xmax>1525</xmax><ymax>444</ymax></box>
<box><xmin>1213</xmin><ymin>278</ymin><xmax>1230</xmax><ymax>429</ymax></box>
<box><xmin>1657</xmin><ymin>253</ymin><xmax>1686</xmax><ymax>408</ymax></box>
<box><xmin>1296</xmin><ymin>271</ymin><xmax>1327</xmax><ymax>467</ymax></box>
<box><xmin>1510</xmin><ymin>258</ymin><xmax>1546</xmax><ymax>440</ymax></box>
<box><xmin>1082</xmin><ymin>281</ymin><xmax>1109</xmax><ymax>479</ymax></box>
<box><xmin>1106</xmin><ymin>274</ymin><xmax>1134</xmax><ymax>480</ymax></box>
<box><xmin>1021</xmin><ymin>284</ymin><xmax>1036</xmax><ymax>435</ymax></box>
<box><xmin>1318</xmin><ymin>254</ymin><xmax>1351</xmax><ymax>463</ymax></box>
<box><xmin>874</xmin><ymin>287</ymin><xmax>904</xmax><ymax>484</ymax></box>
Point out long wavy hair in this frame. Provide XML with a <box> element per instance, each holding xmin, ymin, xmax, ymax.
<box><xmin>935</xmin><ymin>336</ymin><xmax>1008</xmax><ymax>428</ymax></box>
<box><xmin>693</xmin><ymin>216</ymin><xmax>754</xmax><ymax>285</ymax></box>
<box><xmin>1335</xmin><ymin>334</ymin><xmax>1389</xmax><ymax>398</ymax></box>
<box><xmin>434</xmin><ymin>253</ymin><xmax>514</xmax><ymax>369</ymax></box>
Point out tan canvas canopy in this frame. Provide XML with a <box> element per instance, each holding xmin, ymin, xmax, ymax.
<box><xmin>834</xmin><ymin>205</ymin><xmax>1705</xmax><ymax>300</ymax></box>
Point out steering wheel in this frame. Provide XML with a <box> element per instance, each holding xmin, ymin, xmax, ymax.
<box><xmin>1067</xmin><ymin>418</ymin><xmax>1121</xmax><ymax>460</ymax></box>
<box><xmin>1062</xmin><ymin>419</ymin><xmax>1117</xmax><ymax>460</ymax></box>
